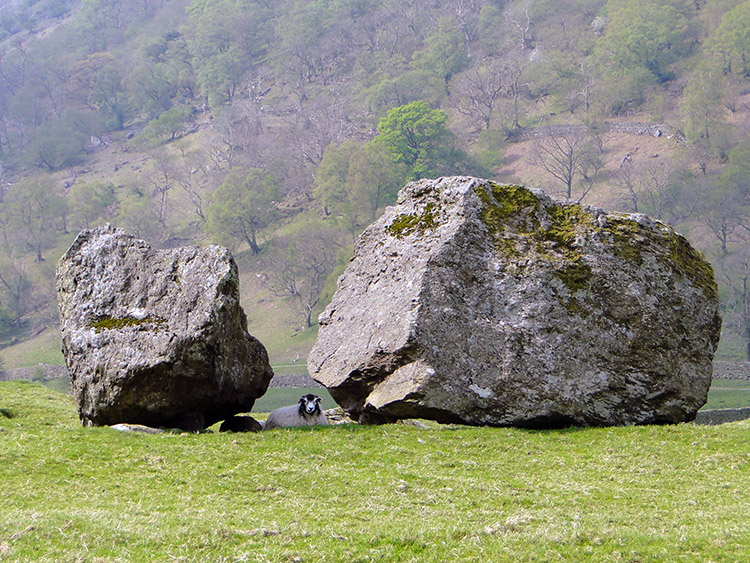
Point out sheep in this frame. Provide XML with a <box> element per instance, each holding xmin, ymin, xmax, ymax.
<box><xmin>263</xmin><ymin>393</ymin><xmax>329</xmax><ymax>430</ymax></box>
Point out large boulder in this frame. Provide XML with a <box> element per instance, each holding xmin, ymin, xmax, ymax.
<box><xmin>56</xmin><ymin>225</ymin><xmax>273</xmax><ymax>430</ymax></box>
<box><xmin>308</xmin><ymin>176</ymin><xmax>721</xmax><ymax>427</ymax></box>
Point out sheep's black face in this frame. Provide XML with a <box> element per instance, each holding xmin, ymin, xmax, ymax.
<box><xmin>298</xmin><ymin>394</ymin><xmax>322</xmax><ymax>416</ymax></box>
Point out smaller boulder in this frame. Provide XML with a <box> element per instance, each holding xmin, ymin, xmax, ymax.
<box><xmin>56</xmin><ymin>225</ymin><xmax>274</xmax><ymax>430</ymax></box>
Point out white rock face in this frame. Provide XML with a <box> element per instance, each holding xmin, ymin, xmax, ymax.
<box><xmin>308</xmin><ymin>177</ymin><xmax>721</xmax><ymax>427</ymax></box>
<box><xmin>56</xmin><ymin>225</ymin><xmax>273</xmax><ymax>430</ymax></box>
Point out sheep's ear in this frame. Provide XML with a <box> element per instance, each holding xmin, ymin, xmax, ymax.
<box><xmin>299</xmin><ymin>397</ymin><xmax>306</xmax><ymax>404</ymax></box>
<box><xmin>315</xmin><ymin>396</ymin><xmax>321</xmax><ymax>403</ymax></box>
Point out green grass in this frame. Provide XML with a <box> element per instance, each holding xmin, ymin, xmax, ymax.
<box><xmin>703</xmin><ymin>380</ymin><xmax>750</xmax><ymax>410</ymax></box>
<box><xmin>1</xmin><ymin>381</ymin><xmax>749</xmax><ymax>562</ymax></box>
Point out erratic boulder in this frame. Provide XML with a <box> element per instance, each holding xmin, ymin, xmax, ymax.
<box><xmin>56</xmin><ymin>225</ymin><xmax>273</xmax><ymax>430</ymax></box>
<box><xmin>308</xmin><ymin>176</ymin><xmax>721</xmax><ymax>427</ymax></box>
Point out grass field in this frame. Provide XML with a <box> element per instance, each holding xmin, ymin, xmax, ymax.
<box><xmin>1</xmin><ymin>381</ymin><xmax>749</xmax><ymax>562</ymax></box>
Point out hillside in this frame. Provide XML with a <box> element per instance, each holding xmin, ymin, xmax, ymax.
<box><xmin>2</xmin><ymin>0</ymin><xmax>750</xmax><ymax>368</ymax></box>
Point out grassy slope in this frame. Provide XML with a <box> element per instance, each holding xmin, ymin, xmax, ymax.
<box><xmin>0</xmin><ymin>106</ymin><xmax>738</xmax><ymax>369</ymax></box>
<box><xmin>1</xmin><ymin>382</ymin><xmax>749</xmax><ymax>562</ymax></box>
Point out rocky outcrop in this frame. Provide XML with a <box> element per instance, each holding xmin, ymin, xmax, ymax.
<box><xmin>308</xmin><ymin>176</ymin><xmax>721</xmax><ymax>427</ymax></box>
<box><xmin>56</xmin><ymin>225</ymin><xmax>273</xmax><ymax>430</ymax></box>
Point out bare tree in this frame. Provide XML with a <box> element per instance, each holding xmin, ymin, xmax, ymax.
<box><xmin>718</xmin><ymin>249</ymin><xmax>750</xmax><ymax>361</ymax></box>
<box><xmin>174</xmin><ymin>147</ymin><xmax>212</xmax><ymax>224</ymax></box>
<box><xmin>208</xmin><ymin>99</ymin><xmax>267</xmax><ymax>170</ymax></box>
<box><xmin>615</xmin><ymin>160</ymin><xmax>642</xmax><ymax>213</ymax></box>
<box><xmin>694</xmin><ymin>176</ymin><xmax>750</xmax><ymax>256</ymax></box>
<box><xmin>0</xmin><ymin>246</ymin><xmax>31</xmax><ymax>322</ymax></box>
<box><xmin>137</xmin><ymin>149</ymin><xmax>177</xmax><ymax>229</ymax></box>
<box><xmin>450</xmin><ymin>57</ymin><xmax>513</xmax><ymax>133</ymax></box>
<box><xmin>264</xmin><ymin>220</ymin><xmax>342</xmax><ymax>328</ymax></box>
<box><xmin>529</xmin><ymin>130</ymin><xmax>601</xmax><ymax>201</ymax></box>
<box><xmin>507</xmin><ymin>7</ymin><xmax>535</xmax><ymax>52</ymax></box>
<box><xmin>282</xmin><ymin>94</ymin><xmax>362</xmax><ymax>170</ymax></box>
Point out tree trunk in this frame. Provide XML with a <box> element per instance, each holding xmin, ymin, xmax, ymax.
<box><xmin>245</xmin><ymin>231</ymin><xmax>261</xmax><ymax>255</ymax></box>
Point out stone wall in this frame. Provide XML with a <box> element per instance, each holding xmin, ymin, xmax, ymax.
<box><xmin>712</xmin><ymin>361</ymin><xmax>750</xmax><ymax>380</ymax></box>
<box><xmin>694</xmin><ymin>407</ymin><xmax>750</xmax><ymax>425</ymax></box>
<box><xmin>268</xmin><ymin>373</ymin><xmax>321</xmax><ymax>388</ymax></box>
<box><xmin>515</xmin><ymin>121</ymin><xmax>686</xmax><ymax>144</ymax></box>
<box><xmin>0</xmin><ymin>364</ymin><xmax>68</xmax><ymax>381</ymax></box>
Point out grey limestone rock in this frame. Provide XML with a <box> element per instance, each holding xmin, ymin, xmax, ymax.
<box><xmin>56</xmin><ymin>225</ymin><xmax>273</xmax><ymax>430</ymax></box>
<box><xmin>308</xmin><ymin>176</ymin><xmax>721</xmax><ymax>427</ymax></box>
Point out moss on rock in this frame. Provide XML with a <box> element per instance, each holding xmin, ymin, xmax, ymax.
<box><xmin>475</xmin><ymin>182</ymin><xmax>540</xmax><ymax>235</ymax></box>
<box><xmin>664</xmin><ymin>231</ymin><xmax>718</xmax><ymax>301</ymax></box>
<box><xmin>603</xmin><ymin>216</ymin><xmax>647</xmax><ymax>264</ymax></box>
<box><xmin>89</xmin><ymin>315</ymin><xmax>166</xmax><ymax>332</ymax></box>
<box><xmin>602</xmin><ymin>216</ymin><xmax>717</xmax><ymax>301</ymax></box>
<box><xmin>386</xmin><ymin>203</ymin><xmax>438</xmax><ymax>238</ymax></box>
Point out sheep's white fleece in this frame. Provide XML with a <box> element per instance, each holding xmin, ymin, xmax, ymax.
<box><xmin>263</xmin><ymin>404</ymin><xmax>328</xmax><ymax>430</ymax></box>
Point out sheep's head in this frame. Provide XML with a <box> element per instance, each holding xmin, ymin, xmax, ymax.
<box><xmin>298</xmin><ymin>394</ymin><xmax>322</xmax><ymax>416</ymax></box>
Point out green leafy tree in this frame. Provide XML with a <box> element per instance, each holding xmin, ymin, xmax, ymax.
<box><xmin>206</xmin><ymin>168</ymin><xmax>279</xmax><ymax>254</ymax></box>
<box><xmin>412</xmin><ymin>17</ymin><xmax>469</xmax><ymax>84</ymax></box>
<box><xmin>0</xmin><ymin>177</ymin><xmax>67</xmax><ymax>263</ymax></box>
<box><xmin>126</xmin><ymin>60</ymin><xmax>174</xmax><ymax>117</ymax></box>
<box><xmin>274</xmin><ymin>0</ymin><xmax>334</xmax><ymax>84</ymax></box>
<box><xmin>347</xmin><ymin>142</ymin><xmax>406</xmax><ymax>223</ymax></box>
<box><xmin>314</xmin><ymin>140</ymin><xmax>406</xmax><ymax>236</ymax></box>
<box><xmin>75</xmin><ymin>0</ymin><xmax>124</xmax><ymax>53</ymax></box>
<box><xmin>69</xmin><ymin>181</ymin><xmax>116</xmax><ymax>230</ymax></box>
<box><xmin>710</xmin><ymin>1</ymin><xmax>750</xmax><ymax>77</ymax></box>
<box><xmin>160</xmin><ymin>33</ymin><xmax>198</xmax><ymax>102</ymax></box>
<box><xmin>114</xmin><ymin>187</ymin><xmax>162</xmax><ymax>241</ymax></box>
<box><xmin>140</xmin><ymin>106</ymin><xmax>193</xmax><ymax>145</ymax></box>
<box><xmin>24</xmin><ymin>118</ymin><xmax>86</xmax><ymax>171</ymax></box>
<box><xmin>68</xmin><ymin>52</ymin><xmax>130</xmax><ymax>130</ymax></box>
<box><xmin>187</xmin><ymin>0</ymin><xmax>271</xmax><ymax>106</ymax></box>
<box><xmin>314</xmin><ymin>140</ymin><xmax>361</xmax><ymax>217</ymax></box>
<box><xmin>374</xmin><ymin>101</ymin><xmax>452</xmax><ymax>180</ymax></box>
<box><xmin>596</xmin><ymin>0</ymin><xmax>696</xmax><ymax>83</ymax></box>
<box><xmin>680</xmin><ymin>62</ymin><xmax>732</xmax><ymax>158</ymax></box>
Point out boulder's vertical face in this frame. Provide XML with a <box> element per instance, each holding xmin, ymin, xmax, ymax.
<box><xmin>308</xmin><ymin>176</ymin><xmax>722</xmax><ymax>427</ymax></box>
<box><xmin>56</xmin><ymin>225</ymin><xmax>273</xmax><ymax>430</ymax></box>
